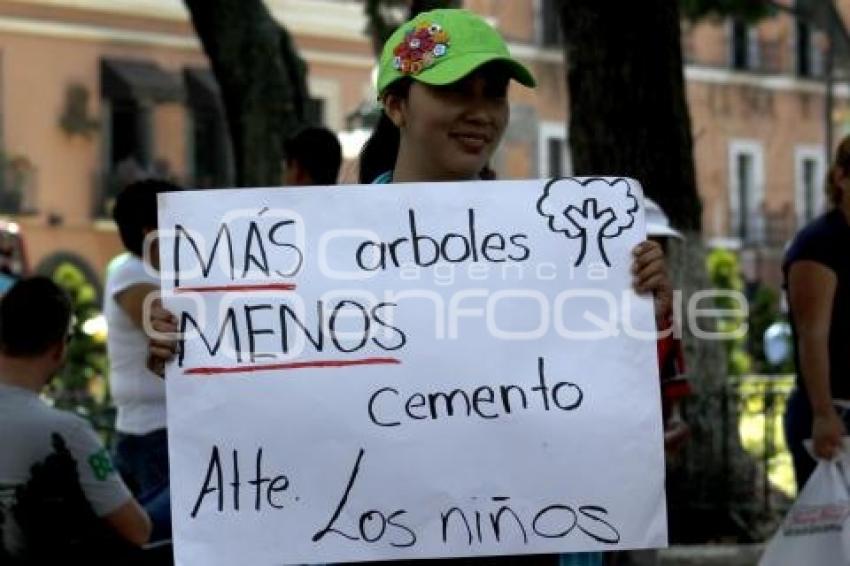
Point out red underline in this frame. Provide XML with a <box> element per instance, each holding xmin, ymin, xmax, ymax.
<box><xmin>184</xmin><ymin>357</ymin><xmax>402</xmax><ymax>376</ymax></box>
<box><xmin>174</xmin><ymin>283</ymin><xmax>297</xmax><ymax>293</ymax></box>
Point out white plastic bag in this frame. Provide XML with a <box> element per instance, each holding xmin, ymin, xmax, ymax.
<box><xmin>760</xmin><ymin>448</ymin><xmax>850</xmax><ymax>566</ymax></box>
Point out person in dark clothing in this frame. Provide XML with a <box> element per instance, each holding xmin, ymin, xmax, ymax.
<box><xmin>783</xmin><ymin>134</ymin><xmax>850</xmax><ymax>490</ymax></box>
<box><xmin>283</xmin><ymin>126</ymin><xmax>343</xmax><ymax>186</ymax></box>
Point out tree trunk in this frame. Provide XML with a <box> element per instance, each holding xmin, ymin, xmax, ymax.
<box><xmin>558</xmin><ymin>0</ymin><xmax>700</xmax><ymax>230</ymax></box>
<box><xmin>557</xmin><ymin>1</ymin><xmax>765</xmax><ymax>542</ymax></box>
<box><xmin>184</xmin><ymin>0</ymin><xmax>308</xmax><ymax>187</ymax></box>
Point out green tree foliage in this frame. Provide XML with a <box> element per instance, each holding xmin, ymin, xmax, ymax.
<box><xmin>749</xmin><ymin>284</ymin><xmax>777</xmax><ymax>369</ymax></box>
<box><xmin>707</xmin><ymin>249</ymin><xmax>752</xmax><ymax>376</ymax></box>
<box><xmin>48</xmin><ymin>262</ymin><xmax>111</xmax><ymax>434</ymax></box>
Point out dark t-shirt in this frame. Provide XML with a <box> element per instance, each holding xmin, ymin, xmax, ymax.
<box><xmin>783</xmin><ymin>209</ymin><xmax>850</xmax><ymax>399</ymax></box>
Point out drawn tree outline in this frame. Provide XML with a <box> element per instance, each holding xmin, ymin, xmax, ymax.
<box><xmin>537</xmin><ymin>177</ymin><xmax>639</xmax><ymax>267</ymax></box>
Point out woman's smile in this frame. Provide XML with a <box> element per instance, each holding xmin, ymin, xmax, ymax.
<box><xmin>449</xmin><ymin>130</ymin><xmax>492</xmax><ymax>153</ymax></box>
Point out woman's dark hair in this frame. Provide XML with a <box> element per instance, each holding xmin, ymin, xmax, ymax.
<box><xmin>113</xmin><ymin>179</ymin><xmax>182</xmax><ymax>257</ymax></box>
<box><xmin>359</xmin><ymin>112</ymin><xmax>401</xmax><ymax>184</ymax></box>
<box><xmin>480</xmin><ymin>164</ymin><xmax>497</xmax><ymax>180</ymax></box>
<box><xmin>828</xmin><ymin>135</ymin><xmax>850</xmax><ymax>208</ymax></box>
<box><xmin>359</xmin><ymin>79</ymin><xmax>412</xmax><ymax>184</ymax></box>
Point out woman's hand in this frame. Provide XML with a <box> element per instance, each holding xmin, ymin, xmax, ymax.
<box><xmin>663</xmin><ymin>419</ymin><xmax>690</xmax><ymax>454</ymax></box>
<box><xmin>631</xmin><ymin>240</ymin><xmax>673</xmax><ymax>324</ymax></box>
<box><xmin>813</xmin><ymin>410</ymin><xmax>845</xmax><ymax>460</ymax></box>
<box><xmin>663</xmin><ymin>402</ymin><xmax>690</xmax><ymax>454</ymax></box>
<box><xmin>147</xmin><ymin>298</ymin><xmax>178</xmax><ymax>378</ymax></box>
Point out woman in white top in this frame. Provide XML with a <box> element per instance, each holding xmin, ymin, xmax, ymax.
<box><xmin>106</xmin><ymin>180</ymin><xmax>180</xmax><ymax>512</ymax></box>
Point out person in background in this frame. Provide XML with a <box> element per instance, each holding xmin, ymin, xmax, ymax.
<box><xmin>283</xmin><ymin>126</ymin><xmax>343</xmax><ymax>186</ymax></box>
<box><xmin>106</xmin><ymin>179</ymin><xmax>181</xmax><ymax>542</ymax></box>
<box><xmin>604</xmin><ymin>199</ymin><xmax>692</xmax><ymax>566</ymax></box>
<box><xmin>645</xmin><ymin>198</ymin><xmax>691</xmax><ymax>455</ymax></box>
<box><xmin>0</xmin><ymin>277</ymin><xmax>151</xmax><ymax>563</ymax></box>
<box><xmin>783</xmin><ymin>135</ymin><xmax>850</xmax><ymax>490</ymax></box>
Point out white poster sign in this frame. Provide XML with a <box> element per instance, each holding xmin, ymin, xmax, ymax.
<box><xmin>157</xmin><ymin>177</ymin><xmax>667</xmax><ymax>565</ymax></box>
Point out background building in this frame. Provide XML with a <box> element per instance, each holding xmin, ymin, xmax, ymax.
<box><xmin>0</xmin><ymin>0</ymin><xmax>844</xmax><ymax>292</ymax></box>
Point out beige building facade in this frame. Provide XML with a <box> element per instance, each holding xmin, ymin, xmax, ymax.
<box><xmin>0</xmin><ymin>0</ymin><xmax>843</xmax><ymax>290</ymax></box>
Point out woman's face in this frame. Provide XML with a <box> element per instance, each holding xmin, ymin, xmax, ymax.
<box><xmin>387</xmin><ymin>66</ymin><xmax>510</xmax><ymax>181</ymax></box>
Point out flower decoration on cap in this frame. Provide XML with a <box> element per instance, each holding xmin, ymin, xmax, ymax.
<box><xmin>392</xmin><ymin>21</ymin><xmax>450</xmax><ymax>76</ymax></box>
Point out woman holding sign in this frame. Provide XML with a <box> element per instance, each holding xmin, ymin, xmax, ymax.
<box><xmin>355</xmin><ymin>9</ymin><xmax>671</xmax><ymax>329</ymax></box>
<box><xmin>148</xmin><ymin>9</ymin><xmax>672</xmax><ymax>566</ymax></box>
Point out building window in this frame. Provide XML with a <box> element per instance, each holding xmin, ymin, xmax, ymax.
<box><xmin>794</xmin><ymin>146</ymin><xmax>826</xmax><ymax>226</ymax></box>
<box><xmin>539</xmin><ymin>122</ymin><xmax>571</xmax><ymax>178</ymax></box>
<box><xmin>307</xmin><ymin>77</ymin><xmax>342</xmax><ymax>132</ymax></box>
<box><xmin>184</xmin><ymin>68</ymin><xmax>233</xmax><ymax>188</ymax></box>
<box><xmin>98</xmin><ymin>59</ymin><xmax>182</xmax><ymax>217</ymax></box>
<box><xmin>797</xmin><ymin>18</ymin><xmax>812</xmax><ymax>76</ymax></box>
<box><xmin>0</xmin><ymin>155</ymin><xmax>37</xmax><ymax>215</ymax></box>
<box><xmin>539</xmin><ymin>0</ymin><xmax>562</xmax><ymax>47</ymax></box>
<box><xmin>96</xmin><ymin>98</ymin><xmax>153</xmax><ymax>217</ymax></box>
<box><xmin>736</xmin><ymin>153</ymin><xmax>754</xmax><ymax>237</ymax></box>
<box><xmin>730</xmin><ymin>19</ymin><xmax>758</xmax><ymax>71</ymax></box>
<box><xmin>729</xmin><ymin>140</ymin><xmax>765</xmax><ymax>244</ymax></box>
<box><xmin>109</xmin><ymin>99</ymin><xmax>152</xmax><ymax>170</ymax></box>
<box><xmin>795</xmin><ymin>11</ymin><xmax>824</xmax><ymax>78</ymax></box>
<box><xmin>190</xmin><ymin>108</ymin><xmax>229</xmax><ymax>188</ymax></box>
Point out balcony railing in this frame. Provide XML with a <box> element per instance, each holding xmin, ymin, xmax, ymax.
<box><xmin>0</xmin><ymin>155</ymin><xmax>37</xmax><ymax>215</ymax></box>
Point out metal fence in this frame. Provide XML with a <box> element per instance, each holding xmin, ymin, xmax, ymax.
<box><xmin>669</xmin><ymin>375</ymin><xmax>796</xmax><ymax>543</ymax></box>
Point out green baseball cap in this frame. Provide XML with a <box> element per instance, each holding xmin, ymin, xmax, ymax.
<box><xmin>377</xmin><ymin>8</ymin><xmax>537</xmax><ymax>98</ymax></box>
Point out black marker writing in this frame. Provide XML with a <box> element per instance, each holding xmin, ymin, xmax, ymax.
<box><xmin>313</xmin><ymin>448</ymin><xmax>417</xmax><ymax>548</ymax></box>
<box><xmin>355</xmin><ymin>209</ymin><xmax>530</xmax><ymax>271</ymax></box>
<box><xmin>190</xmin><ymin>446</ymin><xmax>291</xmax><ymax>518</ymax></box>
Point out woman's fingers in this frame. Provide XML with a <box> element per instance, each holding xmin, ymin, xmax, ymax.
<box><xmin>147</xmin><ymin>298</ymin><xmax>179</xmax><ymax>378</ymax></box>
<box><xmin>148</xmin><ymin>297</ymin><xmax>179</xmax><ymax>336</ymax></box>
<box><xmin>813</xmin><ymin>412</ymin><xmax>844</xmax><ymax>460</ymax></box>
<box><xmin>631</xmin><ymin>243</ymin><xmax>665</xmax><ymax>288</ymax></box>
<box><xmin>151</xmin><ymin>318</ymin><xmax>179</xmax><ymax>334</ymax></box>
<box><xmin>150</xmin><ymin>336</ymin><xmax>177</xmax><ymax>353</ymax></box>
<box><xmin>634</xmin><ymin>261</ymin><xmax>667</xmax><ymax>289</ymax></box>
<box><xmin>632</xmin><ymin>241</ymin><xmax>663</xmax><ymax>267</ymax></box>
<box><xmin>635</xmin><ymin>273</ymin><xmax>667</xmax><ymax>295</ymax></box>
<box><xmin>148</xmin><ymin>337</ymin><xmax>176</xmax><ymax>378</ymax></box>
<box><xmin>632</xmin><ymin>253</ymin><xmax>668</xmax><ymax>294</ymax></box>
<box><xmin>147</xmin><ymin>353</ymin><xmax>167</xmax><ymax>378</ymax></box>
<box><xmin>151</xmin><ymin>303</ymin><xmax>177</xmax><ymax>324</ymax></box>
<box><xmin>631</xmin><ymin>240</ymin><xmax>673</xmax><ymax>322</ymax></box>
<box><xmin>814</xmin><ymin>438</ymin><xmax>839</xmax><ymax>460</ymax></box>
